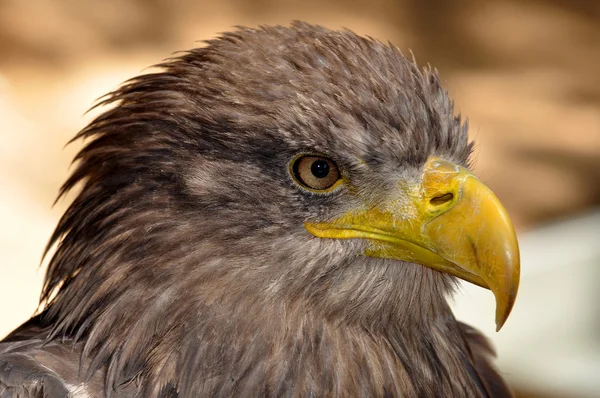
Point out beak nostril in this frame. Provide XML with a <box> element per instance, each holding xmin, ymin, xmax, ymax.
<box><xmin>430</xmin><ymin>193</ymin><xmax>454</xmax><ymax>206</ymax></box>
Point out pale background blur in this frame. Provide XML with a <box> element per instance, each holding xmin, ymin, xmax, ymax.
<box><xmin>0</xmin><ymin>1</ymin><xmax>599</xmax><ymax>397</ymax></box>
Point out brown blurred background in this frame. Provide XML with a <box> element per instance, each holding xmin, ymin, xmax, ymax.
<box><xmin>0</xmin><ymin>0</ymin><xmax>599</xmax><ymax>397</ymax></box>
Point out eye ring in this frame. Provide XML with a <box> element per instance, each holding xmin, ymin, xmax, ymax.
<box><xmin>290</xmin><ymin>154</ymin><xmax>342</xmax><ymax>192</ymax></box>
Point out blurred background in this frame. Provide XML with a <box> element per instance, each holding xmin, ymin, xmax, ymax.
<box><xmin>0</xmin><ymin>0</ymin><xmax>598</xmax><ymax>396</ymax></box>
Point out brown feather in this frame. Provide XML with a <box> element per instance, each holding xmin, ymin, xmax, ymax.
<box><xmin>0</xmin><ymin>22</ymin><xmax>511</xmax><ymax>397</ymax></box>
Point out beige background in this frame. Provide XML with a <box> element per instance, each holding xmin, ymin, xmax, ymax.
<box><xmin>1</xmin><ymin>1</ymin><xmax>599</xmax><ymax>397</ymax></box>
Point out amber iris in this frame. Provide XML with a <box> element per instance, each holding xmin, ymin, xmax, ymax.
<box><xmin>292</xmin><ymin>155</ymin><xmax>340</xmax><ymax>191</ymax></box>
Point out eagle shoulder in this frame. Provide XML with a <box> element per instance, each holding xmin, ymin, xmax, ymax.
<box><xmin>0</xmin><ymin>320</ymin><xmax>99</xmax><ymax>398</ymax></box>
<box><xmin>460</xmin><ymin>322</ymin><xmax>514</xmax><ymax>398</ymax></box>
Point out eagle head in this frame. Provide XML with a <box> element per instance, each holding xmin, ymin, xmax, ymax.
<box><xmin>37</xmin><ymin>22</ymin><xmax>519</xmax><ymax>396</ymax></box>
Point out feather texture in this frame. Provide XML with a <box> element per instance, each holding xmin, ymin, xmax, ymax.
<box><xmin>1</xmin><ymin>23</ymin><xmax>511</xmax><ymax>397</ymax></box>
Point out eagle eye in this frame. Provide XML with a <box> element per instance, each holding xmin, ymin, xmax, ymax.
<box><xmin>291</xmin><ymin>155</ymin><xmax>341</xmax><ymax>191</ymax></box>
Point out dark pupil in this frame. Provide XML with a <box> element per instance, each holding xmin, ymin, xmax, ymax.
<box><xmin>311</xmin><ymin>159</ymin><xmax>330</xmax><ymax>178</ymax></box>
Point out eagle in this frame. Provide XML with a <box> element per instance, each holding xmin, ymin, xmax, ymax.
<box><xmin>0</xmin><ymin>23</ymin><xmax>520</xmax><ymax>397</ymax></box>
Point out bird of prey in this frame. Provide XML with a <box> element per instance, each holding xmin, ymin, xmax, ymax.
<box><xmin>0</xmin><ymin>23</ymin><xmax>520</xmax><ymax>397</ymax></box>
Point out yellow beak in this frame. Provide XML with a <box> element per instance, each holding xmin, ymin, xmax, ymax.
<box><xmin>305</xmin><ymin>157</ymin><xmax>520</xmax><ymax>330</ymax></box>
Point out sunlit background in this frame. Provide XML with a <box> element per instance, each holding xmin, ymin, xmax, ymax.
<box><xmin>1</xmin><ymin>1</ymin><xmax>599</xmax><ymax>397</ymax></box>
